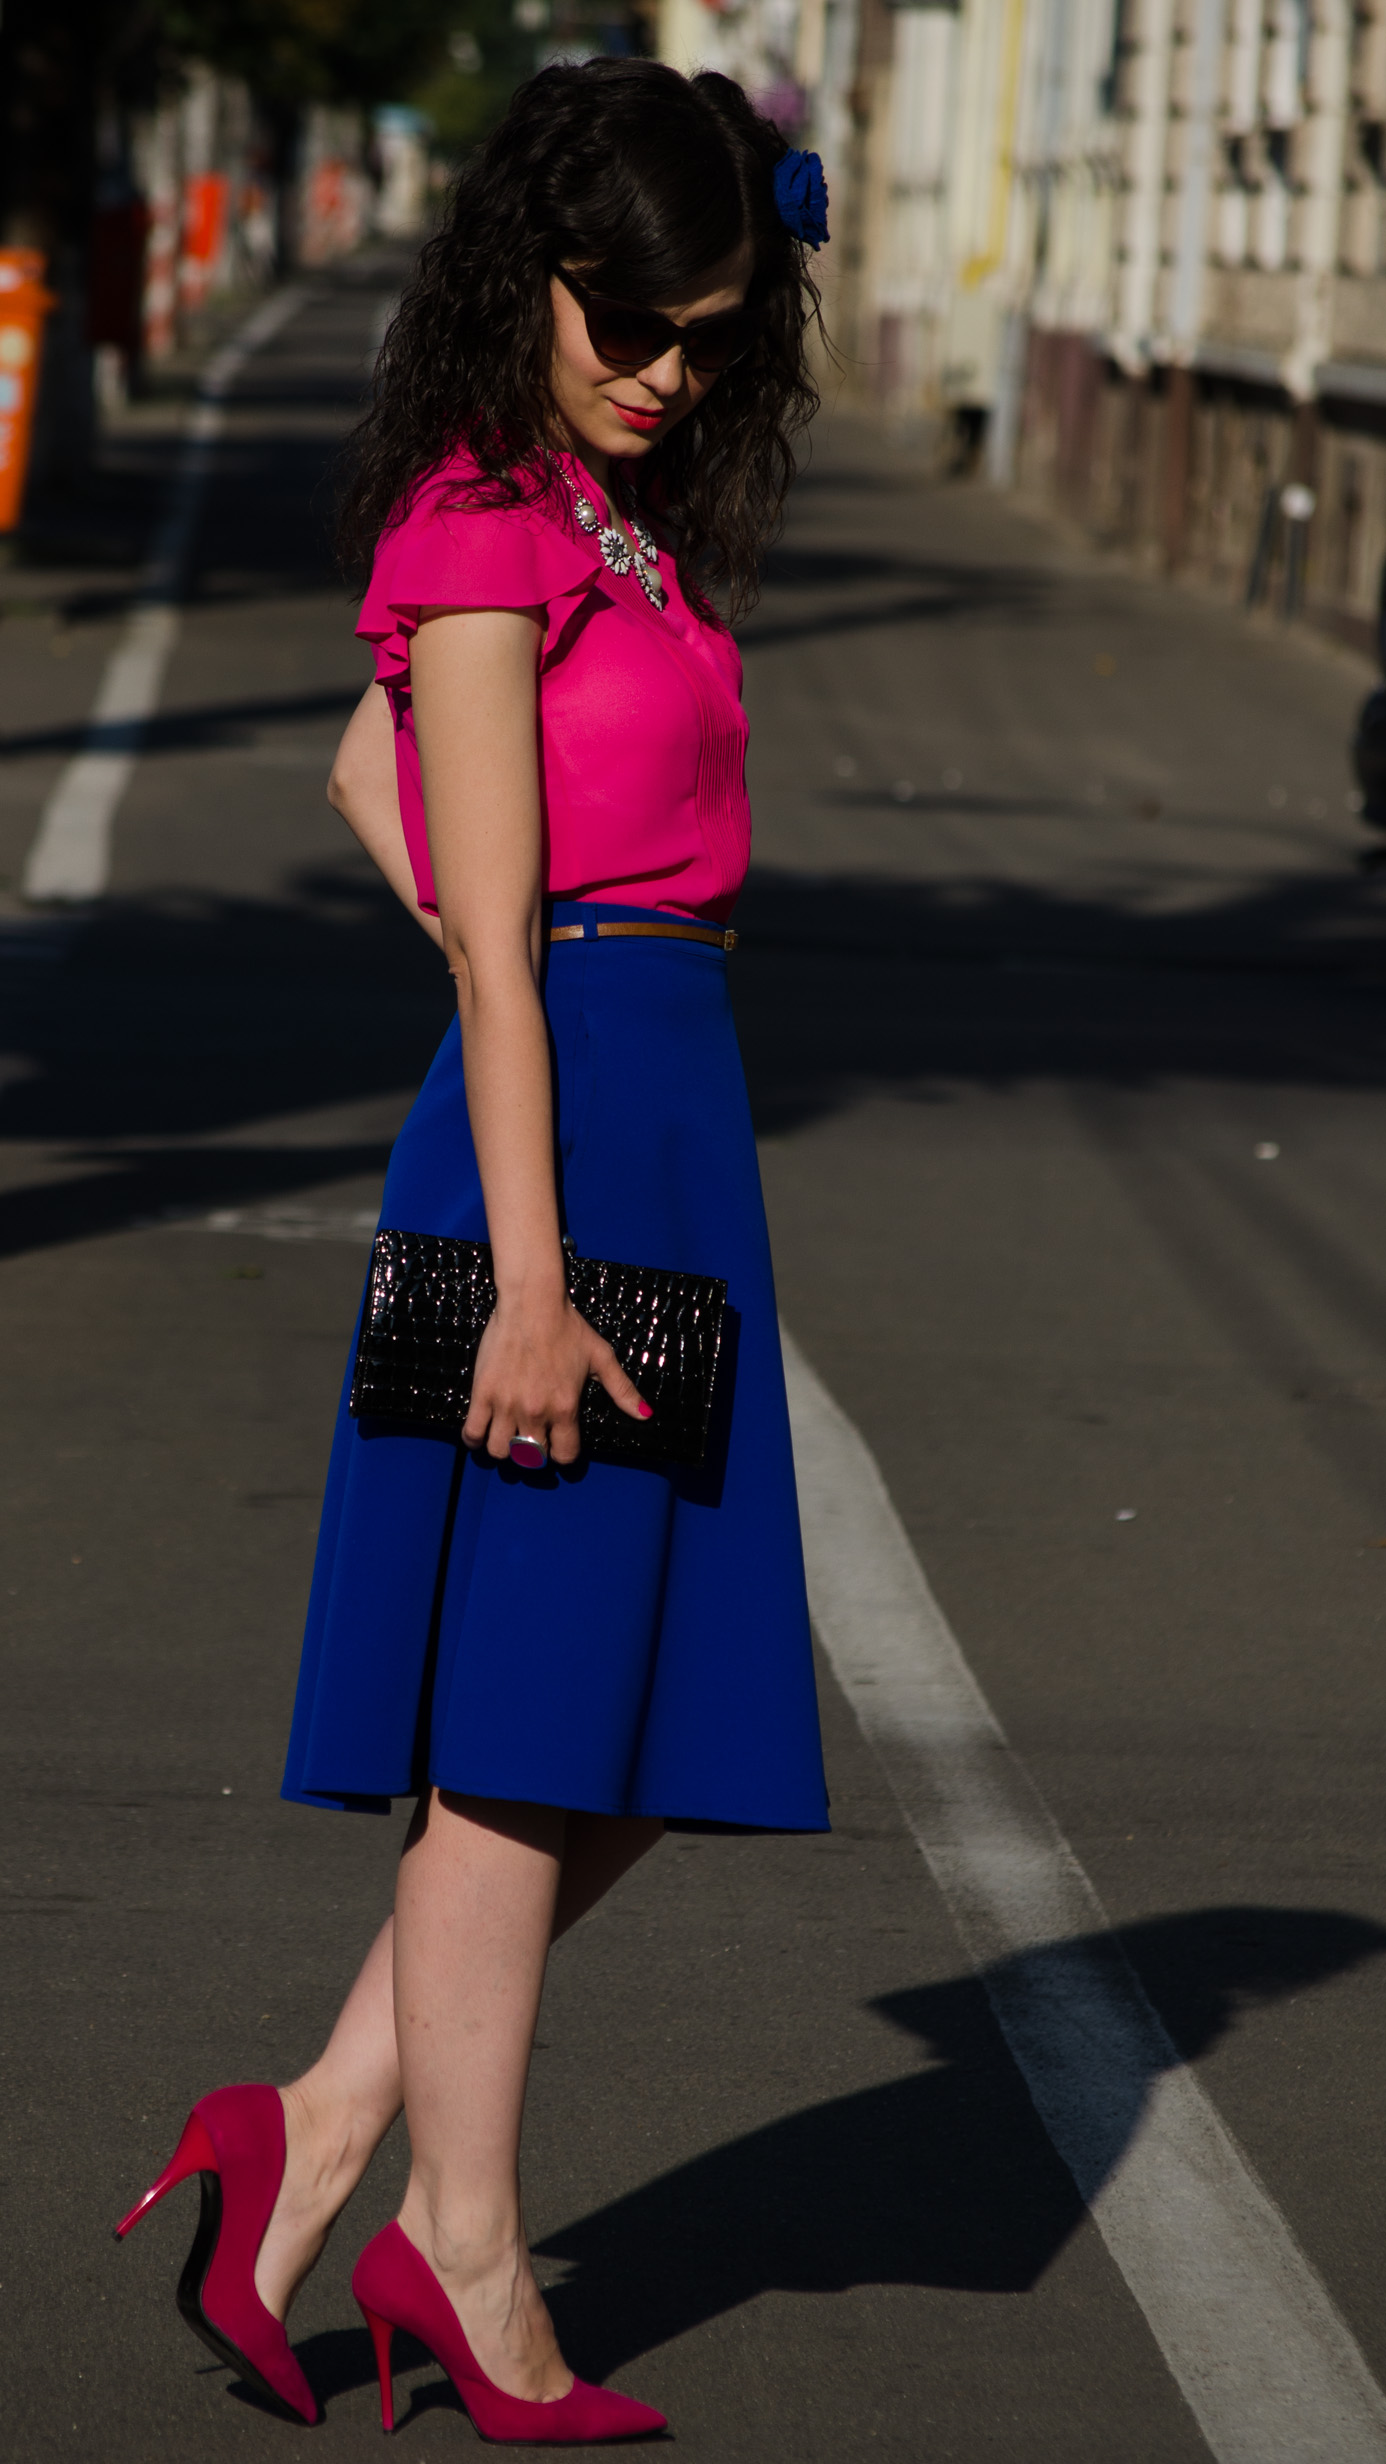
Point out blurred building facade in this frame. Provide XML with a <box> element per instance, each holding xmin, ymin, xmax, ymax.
<box><xmin>662</xmin><ymin>0</ymin><xmax>1386</xmax><ymax>643</ymax></box>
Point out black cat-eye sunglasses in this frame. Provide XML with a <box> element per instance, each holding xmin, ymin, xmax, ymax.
<box><xmin>555</xmin><ymin>268</ymin><xmax>759</xmax><ymax>376</ymax></box>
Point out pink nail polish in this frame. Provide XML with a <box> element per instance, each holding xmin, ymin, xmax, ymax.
<box><xmin>638</xmin><ymin>1401</ymin><xmax>653</xmax><ymax>1419</ymax></box>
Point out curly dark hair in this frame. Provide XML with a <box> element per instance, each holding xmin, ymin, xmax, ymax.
<box><xmin>337</xmin><ymin>58</ymin><xmax>822</xmax><ymax>619</ymax></box>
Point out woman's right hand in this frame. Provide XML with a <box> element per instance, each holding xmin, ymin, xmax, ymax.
<box><xmin>463</xmin><ymin>1285</ymin><xmax>651</xmax><ymax>1464</ymax></box>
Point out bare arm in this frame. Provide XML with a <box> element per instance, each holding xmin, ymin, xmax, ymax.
<box><xmin>328</xmin><ymin>682</ymin><xmax>445</xmax><ymax>952</ymax></box>
<box><xmin>411</xmin><ymin>606</ymin><xmax>647</xmax><ymax>1463</ymax></box>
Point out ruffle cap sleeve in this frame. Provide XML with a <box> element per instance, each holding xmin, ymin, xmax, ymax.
<box><xmin>358</xmin><ymin>464</ymin><xmax>600</xmax><ymax>684</ymax></box>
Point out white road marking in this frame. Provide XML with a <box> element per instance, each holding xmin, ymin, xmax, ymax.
<box><xmin>20</xmin><ymin>287</ymin><xmax>309</xmax><ymax>904</ymax></box>
<box><xmin>108</xmin><ymin>1156</ymin><xmax>1386</xmax><ymax>2454</ymax></box>
<box><xmin>167</xmin><ymin>1202</ymin><xmax>378</xmax><ymax>1243</ymax></box>
<box><xmin>782</xmin><ymin>1328</ymin><xmax>1386</xmax><ymax>2464</ymax></box>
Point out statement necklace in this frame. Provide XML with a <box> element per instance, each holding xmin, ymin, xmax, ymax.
<box><xmin>556</xmin><ymin>459</ymin><xmax>665</xmax><ymax>609</ymax></box>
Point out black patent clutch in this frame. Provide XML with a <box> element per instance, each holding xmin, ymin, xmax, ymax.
<box><xmin>349</xmin><ymin>1227</ymin><xmax>727</xmax><ymax>1467</ymax></box>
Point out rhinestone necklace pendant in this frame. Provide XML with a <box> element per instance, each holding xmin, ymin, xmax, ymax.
<box><xmin>558</xmin><ymin>460</ymin><xmax>665</xmax><ymax>610</ymax></box>
<box><xmin>621</xmin><ymin>490</ymin><xmax>664</xmax><ymax>606</ymax></box>
<box><xmin>599</xmin><ymin>523</ymin><xmax>634</xmax><ymax>576</ymax></box>
<box><xmin>632</xmin><ymin>554</ymin><xmax>664</xmax><ymax>608</ymax></box>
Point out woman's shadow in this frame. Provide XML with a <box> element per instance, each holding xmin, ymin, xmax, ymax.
<box><xmin>532</xmin><ymin>1904</ymin><xmax>1386</xmax><ymax>2381</ymax></box>
<box><xmin>286</xmin><ymin>1902</ymin><xmax>1386</xmax><ymax>2416</ymax></box>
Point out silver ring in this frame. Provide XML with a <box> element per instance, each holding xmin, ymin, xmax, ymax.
<box><xmin>508</xmin><ymin>1434</ymin><xmax>548</xmax><ymax>1470</ymax></box>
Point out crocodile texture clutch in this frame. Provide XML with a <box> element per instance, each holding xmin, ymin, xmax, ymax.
<box><xmin>350</xmin><ymin>1227</ymin><xmax>728</xmax><ymax>1467</ymax></box>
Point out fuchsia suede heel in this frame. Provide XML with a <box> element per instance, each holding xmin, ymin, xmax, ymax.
<box><xmin>114</xmin><ymin>2083</ymin><xmax>318</xmax><ymax>2425</ymax></box>
<box><xmin>352</xmin><ymin>2221</ymin><xmax>666</xmax><ymax>2443</ymax></box>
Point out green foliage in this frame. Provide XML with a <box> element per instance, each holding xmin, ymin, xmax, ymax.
<box><xmin>409</xmin><ymin>0</ymin><xmax>538</xmax><ymax>156</ymax></box>
<box><xmin>153</xmin><ymin>0</ymin><xmax>625</xmax><ymax>153</ymax></box>
<box><xmin>155</xmin><ymin>0</ymin><xmax>461</xmax><ymax>111</ymax></box>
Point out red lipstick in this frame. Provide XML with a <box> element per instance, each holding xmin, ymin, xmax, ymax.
<box><xmin>612</xmin><ymin>403</ymin><xmax>663</xmax><ymax>433</ymax></box>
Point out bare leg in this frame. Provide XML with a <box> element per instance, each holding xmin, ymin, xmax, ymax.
<box><xmin>252</xmin><ymin>1919</ymin><xmax>400</xmax><ymax>2318</ymax></box>
<box><xmin>394</xmin><ymin>1792</ymin><xmax>568</xmax><ymax>2398</ymax></box>
<box><xmin>254</xmin><ymin>1804</ymin><xmax>662</xmax><ymax>2320</ymax></box>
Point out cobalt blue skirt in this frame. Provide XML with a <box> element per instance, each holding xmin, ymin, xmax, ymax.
<box><xmin>281</xmin><ymin>903</ymin><xmax>829</xmax><ymax>1831</ymax></box>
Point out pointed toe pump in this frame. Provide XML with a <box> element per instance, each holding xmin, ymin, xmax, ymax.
<box><xmin>352</xmin><ymin>2221</ymin><xmax>667</xmax><ymax>2443</ymax></box>
<box><xmin>114</xmin><ymin>2082</ymin><xmax>318</xmax><ymax>2426</ymax></box>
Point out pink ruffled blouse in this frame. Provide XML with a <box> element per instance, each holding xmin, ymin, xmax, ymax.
<box><xmin>357</xmin><ymin>449</ymin><xmax>751</xmax><ymax>923</ymax></box>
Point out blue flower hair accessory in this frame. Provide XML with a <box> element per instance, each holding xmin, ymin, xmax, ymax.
<box><xmin>772</xmin><ymin>148</ymin><xmax>829</xmax><ymax>250</ymax></box>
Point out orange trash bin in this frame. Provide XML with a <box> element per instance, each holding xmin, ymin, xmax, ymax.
<box><xmin>0</xmin><ymin>248</ymin><xmax>58</xmax><ymax>535</ymax></box>
<box><xmin>179</xmin><ymin>172</ymin><xmax>230</xmax><ymax>313</ymax></box>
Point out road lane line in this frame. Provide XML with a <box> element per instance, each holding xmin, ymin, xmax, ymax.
<box><xmin>782</xmin><ymin>1327</ymin><xmax>1386</xmax><ymax>2464</ymax></box>
<box><xmin>166</xmin><ymin>1203</ymin><xmax>379</xmax><ymax>1242</ymax></box>
<box><xmin>20</xmin><ymin>286</ymin><xmax>309</xmax><ymax>904</ymax></box>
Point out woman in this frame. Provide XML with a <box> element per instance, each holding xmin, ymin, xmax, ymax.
<box><xmin>116</xmin><ymin>58</ymin><xmax>830</xmax><ymax>2443</ymax></box>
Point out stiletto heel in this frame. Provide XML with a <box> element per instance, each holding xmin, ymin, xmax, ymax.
<box><xmin>361</xmin><ymin>2305</ymin><xmax>397</xmax><ymax>2433</ymax></box>
<box><xmin>352</xmin><ymin>2221</ymin><xmax>666</xmax><ymax>2444</ymax></box>
<box><xmin>113</xmin><ymin>2110</ymin><xmax>218</xmax><ymax>2239</ymax></box>
<box><xmin>114</xmin><ymin>2083</ymin><xmax>318</xmax><ymax>2425</ymax></box>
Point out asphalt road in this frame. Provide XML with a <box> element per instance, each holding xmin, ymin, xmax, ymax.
<box><xmin>5</xmin><ymin>269</ymin><xmax>1386</xmax><ymax>2461</ymax></box>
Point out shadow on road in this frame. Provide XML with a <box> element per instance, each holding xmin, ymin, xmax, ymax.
<box><xmin>0</xmin><ymin>865</ymin><xmax>453</xmax><ymax>1261</ymax></box>
<box><xmin>0</xmin><ymin>686</ymin><xmax>363</xmax><ymax>765</ymax></box>
<box><xmin>533</xmin><ymin>1905</ymin><xmax>1386</xmax><ymax>2380</ymax></box>
<box><xmin>248</xmin><ymin>1903</ymin><xmax>1386</xmax><ymax>2419</ymax></box>
<box><xmin>736</xmin><ymin>549</ymin><xmax>1051</xmax><ymax>653</ymax></box>
<box><xmin>7</xmin><ymin>847</ymin><xmax>1386</xmax><ymax>1262</ymax></box>
<box><xmin>729</xmin><ymin>860</ymin><xmax>1386</xmax><ymax>1145</ymax></box>
<box><xmin>736</xmin><ymin>856</ymin><xmax>1386</xmax><ymax>995</ymax></box>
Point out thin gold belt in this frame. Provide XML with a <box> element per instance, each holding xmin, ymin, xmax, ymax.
<box><xmin>549</xmin><ymin>919</ymin><xmax>737</xmax><ymax>952</ymax></box>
